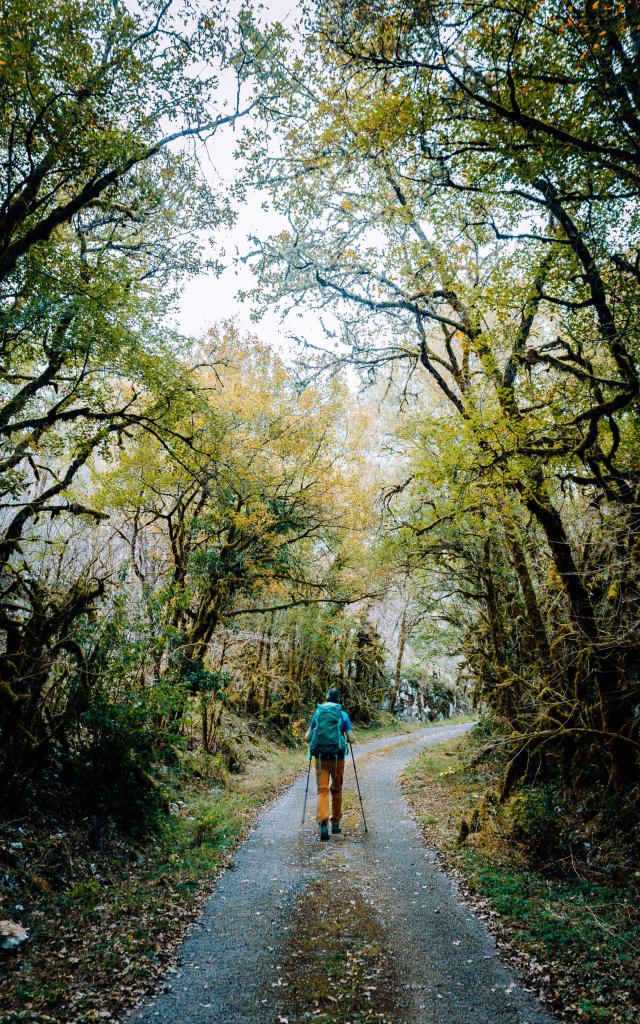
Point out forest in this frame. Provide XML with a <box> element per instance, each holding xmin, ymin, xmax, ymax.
<box><xmin>1</xmin><ymin>2</ymin><xmax>639</xmax><ymax>1023</ymax></box>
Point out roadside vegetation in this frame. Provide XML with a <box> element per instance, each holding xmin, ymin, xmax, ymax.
<box><xmin>1</xmin><ymin>0</ymin><xmax>639</xmax><ymax>1020</ymax></box>
<box><xmin>1</xmin><ymin>720</ymin><xmax>304</xmax><ymax>1024</ymax></box>
<box><xmin>2</xmin><ymin>713</ymin><xmax>453</xmax><ymax>1024</ymax></box>
<box><xmin>402</xmin><ymin>731</ymin><xmax>640</xmax><ymax>1024</ymax></box>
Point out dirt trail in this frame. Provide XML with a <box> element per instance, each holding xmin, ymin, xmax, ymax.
<box><xmin>131</xmin><ymin>723</ymin><xmax>556</xmax><ymax>1024</ymax></box>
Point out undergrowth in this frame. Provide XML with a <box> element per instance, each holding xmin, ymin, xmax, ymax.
<box><xmin>401</xmin><ymin>733</ymin><xmax>640</xmax><ymax>1024</ymax></box>
<box><xmin>0</xmin><ymin>733</ymin><xmax>307</xmax><ymax>1024</ymax></box>
<box><xmin>1</xmin><ymin>713</ymin><xmax>429</xmax><ymax>1023</ymax></box>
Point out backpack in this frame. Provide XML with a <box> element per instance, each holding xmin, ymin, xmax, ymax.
<box><xmin>309</xmin><ymin>703</ymin><xmax>346</xmax><ymax>758</ymax></box>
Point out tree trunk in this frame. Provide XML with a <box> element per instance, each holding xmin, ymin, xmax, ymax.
<box><xmin>261</xmin><ymin>673</ymin><xmax>270</xmax><ymax>716</ymax></box>
<box><xmin>523</xmin><ymin>488</ymin><xmax>597</xmax><ymax>638</ymax></box>
<box><xmin>522</xmin><ymin>489</ymin><xmax>634</xmax><ymax>785</ymax></box>
<box><xmin>201</xmin><ymin>695</ymin><xmax>209</xmax><ymax>752</ymax></box>
<box><xmin>503</xmin><ymin>514</ymin><xmax>552</xmax><ymax>667</ymax></box>
<box><xmin>388</xmin><ymin>607</ymin><xmax>408</xmax><ymax>713</ymax></box>
<box><xmin>483</xmin><ymin>537</ymin><xmax>507</xmax><ymax>666</ymax></box>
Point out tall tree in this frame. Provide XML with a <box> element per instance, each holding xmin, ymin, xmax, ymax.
<box><xmin>245</xmin><ymin>0</ymin><xmax>640</xmax><ymax>789</ymax></box>
<box><xmin>0</xmin><ymin>0</ymin><xmax>275</xmax><ymax>792</ymax></box>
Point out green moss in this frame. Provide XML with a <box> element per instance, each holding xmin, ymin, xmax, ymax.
<box><xmin>0</xmin><ymin>740</ymin><xmax>307</xmax><ymax>1024</ymax></box>
<box><xmin>275</xmin><ymin>879</ymin><xmax>407</xmax><ymax>1024</ymax></box>
<box><xmin>401</xmin><ymin>736</ymin><xmax>640</xmax><ymax>1024</ymax></box>
<box><xmin>67</xmin><ymin>878</ymin><xmax>102</xmax><ymax>910</ymax></box>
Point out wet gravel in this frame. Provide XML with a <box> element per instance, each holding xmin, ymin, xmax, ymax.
<box><xmin>131</xmin><ymin>723</ymin><xmax>557</xmax><ymax>1024</ymax></box>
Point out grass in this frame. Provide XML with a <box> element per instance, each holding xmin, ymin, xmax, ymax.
<box><xmin>400</xmin><ymin>736</ymin><xmax>640</xmax><ymax>1024</ymax></box>
<box><xmin>0</xmin><ymin>714</ymin><xmax>468</xmax><ymax>1023</ymax></box>
<box><xmin>273</xmin><ymin>877</ymin><xmax>407</xmax><ymax>1024</ymax></box>
<box><xmin>0</xmin><ymin>739</ymin><xmax>307</xmax><ymax>1024</ymax></box>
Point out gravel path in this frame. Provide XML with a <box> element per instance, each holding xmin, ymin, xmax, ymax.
<box><xmin>132</xmin><ymin>723</ymin><xmax>557</xmax><ymax>1024</ymax></box>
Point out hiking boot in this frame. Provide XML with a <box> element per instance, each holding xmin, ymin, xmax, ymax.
<box><xmin>319</xmin><ymin>821</ymin><xmax>329</xmax><ymax>841</ymax></box>
<box><xmin>331</xmin><ymin>822</ymin><xmax>342</xmax><ymax>835</ymax></box>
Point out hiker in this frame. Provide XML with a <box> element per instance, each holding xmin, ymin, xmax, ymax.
<box><xmin>305</xmin><ymin>687</ymin><xmax>354</xmax><ymax>841</ymax></box>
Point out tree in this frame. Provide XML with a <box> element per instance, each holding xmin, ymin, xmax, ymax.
<box><xmin>99</xmin><ymin>331</ymin><xmax>378</xmax><ymax>729</ymax></box>
<box><xmin>0</xmin><ymin>0</ymin><xmax>276</xmax><ymax>795</ymax></box>
<box><xmin>0</xmin><ymin>0</ymin><xmax>265</xmax><ymax>282</ymax></box>
<box><xmin>244</xmin><ymin>0</ymin><xmax>640</xmax><ymax>790</ymax></box>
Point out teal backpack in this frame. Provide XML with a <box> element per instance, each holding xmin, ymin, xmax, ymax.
<box><xmin>309</xmin><ymin>703</ymin><xmax>346</xmax><ymax>758</ymax></box>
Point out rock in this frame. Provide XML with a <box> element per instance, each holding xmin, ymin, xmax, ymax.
<box><xmin>0</xmin><ymin>920</ymin><xmax>28</xmax><ymax>951</ymax></box>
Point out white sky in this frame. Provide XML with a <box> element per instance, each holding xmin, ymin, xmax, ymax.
<box><xmin>174</xmin><ymin>0</ymin><xmax>319</xmax><ymax>359</ymax></box>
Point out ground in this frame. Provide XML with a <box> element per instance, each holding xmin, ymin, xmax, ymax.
<box><xmin>0</xmin><ymin>716</ymin><xmax>443</xmax><ymax>1023</ymax></box>
<box><xmin>131</xmin><ymin>724</ymin><xmax>556</xmax><ymax>1024</ymax></box>
<box><xmin>401</xmin><ymin>734</ymin><xmax>640</xmax><ymax>1024</ymax></box>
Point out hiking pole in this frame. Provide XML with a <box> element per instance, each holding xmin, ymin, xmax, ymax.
<box><xmin>349</xmin><ymin>740</ymin><xmax>368</xmax><ymax>834</ymax></box>
<box><xmin>301</xmin><ymin>754</ymin><xmax>312</xmax><ymax>826</ymax></box>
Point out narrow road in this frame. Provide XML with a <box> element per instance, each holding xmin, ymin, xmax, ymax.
<box><xmin>132</xmin><ymin>723</ymin><xmax>556</xmax><ymax>1024</ymax></box>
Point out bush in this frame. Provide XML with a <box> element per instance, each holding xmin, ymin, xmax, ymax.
<box><xmin>188</xmin><ymin>793</ymin><xmax>243</xmax><ymax>848</ymax></box>
<box><xmin>71</xmin><ymin>678</ymin><xmax>186</xmax><ymax>831</ymax></box>
<box><xmin>507</xmin><ymin>784</ymin><xmax>563</xmax><ymax>862</ymax></box>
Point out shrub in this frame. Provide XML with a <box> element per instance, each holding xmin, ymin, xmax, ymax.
<box><xmin>71</xmin><ymin>678</ymin><xmax>186</xmax><ymax>831</ymax></box>
<box><xmin>188</xmin><ymin>793</ymin><xmax>242</xmax><ymax>848</ymax></box>
<box><xmin>507</xmin><ymin>784</ymin><xmax>564</xmax><ymax>863</ymax></box>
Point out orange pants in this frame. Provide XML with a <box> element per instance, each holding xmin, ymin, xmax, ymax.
<box><xmin>315</xmin><ymin>755</ymin><xmax>345</xmax><ymax>823</ymax></box>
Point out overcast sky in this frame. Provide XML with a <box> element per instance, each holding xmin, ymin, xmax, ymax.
<box><xmin>174</xmin><ymin>0</ymin><xmax>317</xmax><ymax>359</ymax></box>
